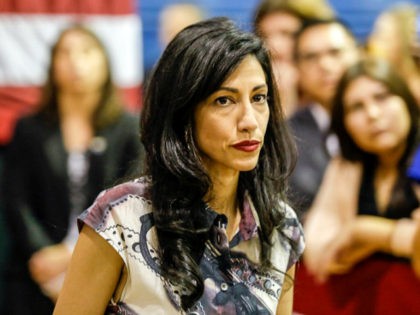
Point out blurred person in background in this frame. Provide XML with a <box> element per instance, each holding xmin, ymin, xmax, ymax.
<box><xmin>253</xmin><ymin>0</ymin><xmax>335</xmax><ymax>117</ymax></box>
<box><xmin>368</xmin><ymin>3</ymin><xmax>420</xmax><ymax>105</ymax></box>
<box><xmin>287</xmin><ymin>18</ymin><xmax>360</xmax><ymax>216</ymax></box>
<box><xmin>2</xmin><ymin>25</ymin><xmax>143</xmax><ymax>315</ymax></box>
<box><xmin>302</xmin><ymin>58</ymin><xmax>420</xmax><ymax>314</ymax></box>
<box><xmin>142</xmin><ymin>2</ymin><xmax>206</xmax><ymax>86</ymax></box>
<box><xmin>158</xmin><ymin>2</ymin><xmax>206</xmax><ymax>48</ymax></box>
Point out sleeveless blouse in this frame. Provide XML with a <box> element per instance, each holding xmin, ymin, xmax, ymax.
<box><xmin>78</xmin><ymin>177</ymin><xmax>305</xmax><ymax>314</ymax></box>
<box><xmin>358</xmin><ymin>167</ymin><xmax>419</xmax><ymax>219</ymax></box>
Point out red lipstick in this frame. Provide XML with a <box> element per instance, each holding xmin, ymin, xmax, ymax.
<box><xmin>232</xmin><ymin>140</ymin><xmax>261</xmax><ymax>152</ymax></box>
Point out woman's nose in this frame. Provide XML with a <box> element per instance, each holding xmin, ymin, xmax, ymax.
<box><xmin>365</xmin><ymin>102</ymin><xmax>381</xmax><ymax>119</ymax></box>
<box><xmin>238</xmin><ymin>102</ymin><xmax>258</xmax><ymax>132</ymax></box>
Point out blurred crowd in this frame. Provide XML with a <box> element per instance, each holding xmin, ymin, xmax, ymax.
<box><xmin>1</xmin><ymin>0</ymin><xmax>420</xmax><ymax>314</ymax></box>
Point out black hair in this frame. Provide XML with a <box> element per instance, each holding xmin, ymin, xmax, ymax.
<box><xmin>141</xmin><ymin>17</ymin><xmax>296</xmax><ymax>310</ymax></box>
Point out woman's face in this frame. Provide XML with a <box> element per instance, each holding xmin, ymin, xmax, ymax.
<box><xmin>53</xmin><ymin>30</ymin><xmax>108</xmax><ymax>94</ymax></box>
<box><xmin>343</xmin><ymin>75</ymin><xmax>411</xmax><ymax>157</ymax></box>
<box><xmin>194</xmin><ymin>55</ymin><xmax>270</xmax><ymax>179</ymax></box>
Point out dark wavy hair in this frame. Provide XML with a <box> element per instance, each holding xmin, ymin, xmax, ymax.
<box><xmin>331</xmin><ymin>58</ymin><xmax>419</xmax><ymax>165</ymax></box>
<box><xmin>141</xmin><ymin>17</ymin><xmax>296</xmax><ymax>310</ymax></box>
<box><xmin>38</xmin><ymin>25</ymin><xmax>123</xmax><ymax>130</ymax></box>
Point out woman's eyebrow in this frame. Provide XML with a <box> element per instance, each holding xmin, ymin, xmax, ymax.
<box><xmin>217</xmin><ymin>86</ymin><xmax>238</xmax><ymax>93</ymax></box>
<box><xmin>217</xmin><ymin>84</ymin><xmax>267</xmax><ymax>93</ymax></box>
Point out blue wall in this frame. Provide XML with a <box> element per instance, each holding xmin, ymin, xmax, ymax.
<box><xmin>140</xmin><ymin>0</ymin><xmax>420</xmax><ymax>73</ymax></box>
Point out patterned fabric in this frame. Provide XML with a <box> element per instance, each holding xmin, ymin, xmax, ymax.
<box><xmin>79</xmin><ymin>177</ymin><xmax>305</xmax><ymax>315</ymax></box>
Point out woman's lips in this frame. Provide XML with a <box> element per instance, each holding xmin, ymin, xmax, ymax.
<box><xmin>232</xmin><ymin>140</ymin><xmax>261</xmax><ymax>152</ymax></box>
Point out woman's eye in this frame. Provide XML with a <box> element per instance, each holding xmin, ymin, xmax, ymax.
<box><xmin>374</xmin><ymin>91</ymin><xmax>390</xmax><ymax>102</ymax></box>
<box><xmin>346</xmin><ymin>102</ymin><xmax>363</xmax><ymax>114</ymax></box>
<box><xmin>215</xmin><ymin>96</ymin><xmax>233</xmax><ymax>106</ymax></box>
<box><xmin>253</xmin><ymin>94</ymin><xmax>267</xmax><ymax>104</ymax></box>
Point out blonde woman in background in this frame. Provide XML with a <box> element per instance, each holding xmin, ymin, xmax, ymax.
<box><xmin>368</xmin><ymin>3</ymin><xmax>420</xmax><ymax>105</ymax></box>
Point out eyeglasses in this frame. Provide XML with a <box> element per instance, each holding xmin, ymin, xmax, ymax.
<box><xmin>297</xmin><ymin>47</ymin><xmax>354</xmax><ymax>66</ymax></box>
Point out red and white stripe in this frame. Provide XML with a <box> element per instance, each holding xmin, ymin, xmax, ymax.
<box><xmin>0</xmin><ymin>0</ymin><xmax>143</xmax><ymax>144</ymax></box>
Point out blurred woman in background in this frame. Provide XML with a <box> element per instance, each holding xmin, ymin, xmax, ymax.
<box><xmin>298</xmin><ymin>58</ymin><xmax>420</xmax><ymax>314</ymax></box>
<box><xmin>304</xmin><ymin>58</ymin><xmax>420</xmax><ymax>280</ymax></box>
<box><xmin>2</xmin><ymin>25</ymin><xmax>143</xmax><ymax>314</ymax></box>
<box><xmin>368</xmin><ymin>3</ymin><xmax>420</xmax><ymax>105</ymax></box>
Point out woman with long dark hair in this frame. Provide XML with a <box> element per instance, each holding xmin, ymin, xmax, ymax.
<box><xmin>54</xmin><ymin>17</ymin><xmax>304</xmax><ymax>314</ymax></box>
<box><xmin>304</xmin><ymin>57</ymin><xmax>420</xmax><ymax>284</ymax></box>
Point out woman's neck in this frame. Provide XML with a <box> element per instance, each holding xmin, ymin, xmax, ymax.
<box><xmin>208</xmin><ymin>174</ymin><xmax>238</xmax><ymax>215</ymax></box>
<box><xmin>206</xmin><ymin>171</ymin><xmax>241</xmax><ymax>240</ymax></box>
<box><xmin>58</xmin><ymin>91</ymin><xmax>100</xmax><ymax>151</ymax></box>
<box><xmin>374</xmin><ymin>145</ymin><xmax>406</xmax><ymax>213</ymax></box>
<box><xmin>377</xmin><ymin>143</ymin><xmax>406</xmax><ymax>169</ymax></box>
<box><xmin>374</xmin><ymin>163</ymin><xmax>399</xmax><ymax>214</ymax></box>
<box><xmin>58</xmin><ymin>91</ymin><xmax>101</xmax><ymax>119</ymax></box>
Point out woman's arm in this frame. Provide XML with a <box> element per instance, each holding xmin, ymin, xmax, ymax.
<box><xmin>276</xmin><ymin>265</ymin><xmax>295</xmax><ymax>315</ymax></box>
<box><xmin>303</xmin><ymin>158</ymin><xmax>362</xmax><ymax>281</ymax></box>
<box><xmin>326</xmin><ymin>216</ymin><xmax>395</xmax><ymax>274</ymax></box>
<box><xmin>54</xmin><ymin>225</ymin><xmax>124</xmax><ymax>315</ymax></box>
<box><xmin>350</xmin><ymin>216</ymin><xmax>417</xmax><ymax>257</ymax></box>
<box><xmin>327</xmin><ymin>215</ymin><xmax>418</xmax><ymax>275</ymax></box>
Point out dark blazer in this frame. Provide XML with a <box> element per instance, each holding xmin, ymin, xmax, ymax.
<box><xmin>287</xmin><ymin>105</ymin><xmax>331</xmax><ymax>215</ymax></box>
<box><xmin>2</xmin><ymin>111</ymin><xmax>144</xmax><ymax>314</ymax></box>
<box><xmin>3</xmin><ymin>111</ymin><xmax>144</xmax><ymax>269</ymax></box>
